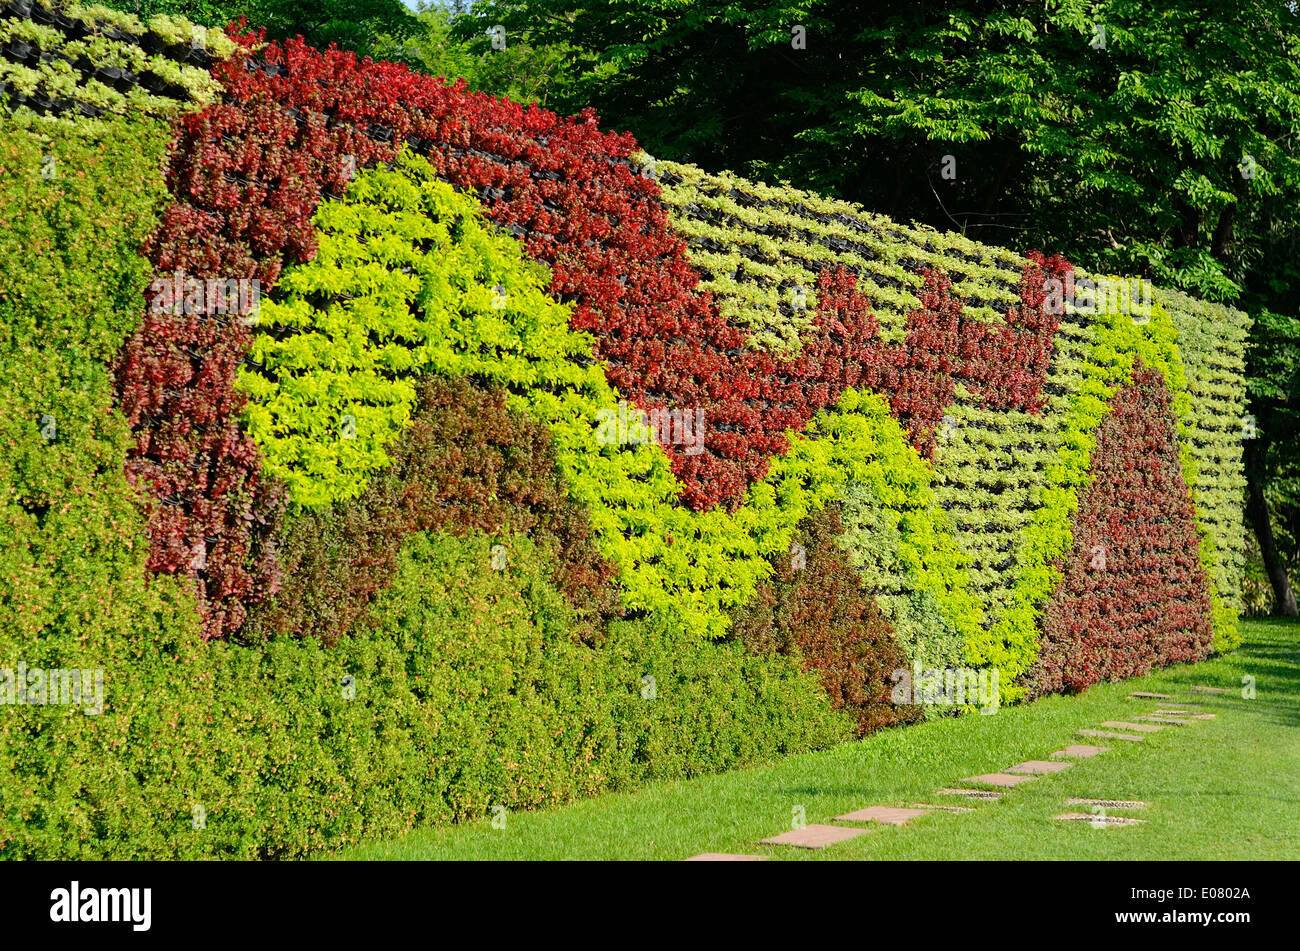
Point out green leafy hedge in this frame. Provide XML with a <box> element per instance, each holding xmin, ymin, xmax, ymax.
<box><xmin>0</xmin><ymin>109</ymin><xmax>183</xmax><ymax>657</ymax></box>
<box><xmin>3</xmin><ymin>526</ymin><xmax>850</xmax><ymax>858</ymax></box>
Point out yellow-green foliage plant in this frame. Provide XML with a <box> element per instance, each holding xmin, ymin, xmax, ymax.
<box><xmin>969</xmin><ymin>280</ymin><xmax>1209</xmax><ymax>696</ymax></box>
<box><xmin>0</xmin><ymin>1</ymin><xmax>227</xmax><ymax>121</ymax></box>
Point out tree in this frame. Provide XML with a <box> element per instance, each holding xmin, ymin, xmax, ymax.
<box><xmin>379</xmin><ymin>2</ymin><xmax>576</xmax><ymax>106</ymax></box>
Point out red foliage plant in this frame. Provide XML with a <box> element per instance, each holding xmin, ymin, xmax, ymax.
<box><xmin>1025</xmin><ymin>361</ymin><xmax>1215</xmax><ymax>695</ymax></box>
<box><xmin>244</xmin><ymin>377</ymin><xmax>621</xmax><ymax>646</ymax></box>
<box><xmin>809</xmin><ymin>251</ymin><xmax>1071</xmax><ymax>457</ymax></box>
<box><xmin>727</xmin><ymin>506</ymin><xmax>922</xmax><ymax>735</ymax></box>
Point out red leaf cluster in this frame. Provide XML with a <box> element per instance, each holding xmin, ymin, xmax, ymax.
<box><xmin>1026</xmin><ymin>361</ymin><xmax>1215</xmax><ymax>695</ymax></box>
<box><xmin>810</xmin><ymin>251</ymin><xmax>1071</xmax><ymax>457</ymax></box>
<box><xmin>727</xmin><ymin>506</ymin><xmax>922</xmax><ymax>736</ymax></box>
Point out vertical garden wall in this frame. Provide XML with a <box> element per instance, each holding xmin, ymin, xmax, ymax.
<box><xmin>0</xmin><ymin>3</ymin><xmax>1251</xmax><ymax>857</ymax></box>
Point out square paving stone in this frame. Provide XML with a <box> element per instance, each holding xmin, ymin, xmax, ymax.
<box><xmin>684</xmin><ymin>853</ymin><xmax>769</xmax><ymax>861</ymax></box>
<box><xmin>1133</xmin><ymin>715</ymin><xmax>1190</xmax><ymax>725</ymax></box>
<box><xmin>1185</xmin><ymin>686</ymin><xmax>1230</xmax><ymax>694</ymax></box>
<box><xmin>910</xmin><ymin>803</ymin><xmax>974</xmax><ymax>813</ymax></box>
<box><xmin>1007</xmin><ymin>760</ymin><xmax>1073</xmax><ymax>774</ymax></box>
<box><xmin>1128</xmin><ymin>692</ymin><xmax>1173</xmax><ymax>699</ymax></box>
<box><xmin>960</xmin><ymin>773</ymin><xmax>1037</xmax><ymax>787</ymax></box>
<box><xmin>834</xmin><ymin>805</ymin><xmax>929</xmax><ymax>826</ymax></box>
<box><xmin>1055</xmin><ymin>812</ymin><xmax>1145</xmax><ymax>827</ymax></box>
<box><xmin>760</xmin><ymin>824</ymin><xmax>871</xmax><ymax>849</ymax></box>
<box><xmin>1077</xmin><ymin>729</ymin><xmax>1145</xmax><ymax>742</ymax></box>
<box><xmin>936</xmin><ymin>788</ymin><xmax>1004</xmax><ymax>800</ymax></box>
<box><xmin>1065</xmin><ymin>798</ymin><xmax>1148</xmax><ymax>809</ymax></box>
<box><xmin>1051</xmin><ymin>745</ymin><xmax>1109</xmax><ymax>758</ymax></box>
<box><xmin>1101</xmin><ymin>721</ymin><xmax>1164</xmax><ymax>732</ymax></box>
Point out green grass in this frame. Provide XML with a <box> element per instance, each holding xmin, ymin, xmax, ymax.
<box><xmin>334</xmin><ymin>618</ymin><xmax>1300</xmax><ymax>860</ymax></box>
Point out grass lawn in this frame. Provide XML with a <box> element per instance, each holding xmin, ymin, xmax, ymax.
<box><xmin>334</xmin><ymin>618</ymin><xmax>1300</xmax><ymax>860</ymax></box>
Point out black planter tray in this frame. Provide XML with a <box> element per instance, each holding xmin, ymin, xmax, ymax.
<box><xmin>5</xmin><ymin>38</ymin><xmax>34</xmax><ymax>61</ymax></box>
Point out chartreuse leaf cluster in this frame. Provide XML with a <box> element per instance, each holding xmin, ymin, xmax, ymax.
<box><xmin>969</xmin><ymin>278</ymin><xmax>1221</xmax><ymax>696</ymax></box>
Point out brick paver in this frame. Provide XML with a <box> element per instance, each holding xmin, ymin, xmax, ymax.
<box><xmin>960</xmin><ymin>773</ymin><xmax>1037</xmax><ymax>787</ymax></box>
<box><xmin>834</xmin><ymin>806</ymin><xmax>929</xmax><ymax>826</ymax></box>
<box><xmin>1077</xmin><ymin>728</ymin><xmax>1145</xmax><ymax>741</ymax></box>
<box><xmin>1007</xmin><ymin>760</ymin><xmax>1073</xmax><ymax>774</ymax></box>
<box><xmin>910</xmin><ymin>802</ymin><xmax>974</xmax><ymax>813</ymax></box>
<box><xmin>1051</xmin><ymin>745</ymin><xmax>1109</xmax><ymax>758</ymax></box>
<box><xmin>684</xmin><ymin>852</ymin><xmax>769</xmax><ymax>861</ymax></box>
<box><xmin>1065</xmin><ymin>798</ymin><xmax>1147</xmax><ymax>809</ymax></box>
<box><xmin>760</xmin><ymin>824</ymin><xmax>871</xmax><ymax>849</ymax></box>
<box><xmin>1101</xmin><ymin>721</ymin><xmax>1164</xmax><ymax>732</ymax></box>
<box><xmin>1056</xmin><ymin>812</ymin><xmax>1145</xmax><ymax>827</ymax></box>
<box><xmin>936</xmin><ymin>788</ymin><xmax>1004</xmax><ymax>800</ymax></box>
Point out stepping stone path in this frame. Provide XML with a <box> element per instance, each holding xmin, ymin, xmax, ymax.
<box><xmin>1007</xmin><ymin>760</ymin><xmax>1073</xmax><ymax>775</ymax></box>
<box><xmin>760</xmin><ymin>824</ymin><xmax>871</xmax><ymax>850</ymax></box>
<box><xmin>910</xmin><ymin>803</ymin><xmax>974</xmax><ymax>814</ymax></box>
<box><xmin>937</xmin><ymin>788</ymin><xmax>1004</xmax><ymax>800</ymax></box>
<box><xmin>1056</xmin><ymin>812</ymin><xmax>1145</xmax><ymax>827</ymax></box>
<box><xmin>1051</xmin><ymin>745</ymin><xmax>1109</xmax><ymax>758</ymax></box>
<box><xmin>1078</xmin><ymin>728</ymin><xmax>1145</xmax><ymax>742</ymax></box>
<box><xmin>684</xmin><ymin>853</ymin><xmax>768</xmax><ymax>861</ymax></box>
<box><xmin>961</xmin><ymin>773</ymin><xmax>1036</xmax><ymax>787</ymax></box>
<box><xmin>713</xmin><ymin>690</ymin><xmax>1223</xmax><ymax>858</ymax></box>
<box><xmin>835</xmin><ymin>806</ymin><xmax>928</xmax><ymax>826</ymax></box>
<box><xmin>1101</xmin><ymin>721</ymin><xmax>1164</xmax><ymax>732</ymax></box>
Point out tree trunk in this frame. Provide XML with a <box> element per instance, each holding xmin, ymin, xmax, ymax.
<box><xmin>1246</xmin><ymin>463</ymin><xmax>1299</xmax><ymax>617</ymax></box>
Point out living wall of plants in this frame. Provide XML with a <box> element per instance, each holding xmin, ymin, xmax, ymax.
<box><xmin>0</xmin><ymin>101</ymin><xmax>856</xmax><ymax>859</ymax></box>
<box><xmin>0</xmin><ymin>4</ymin><xmax>1253</xmax><ymax>857</ymax></box>
<box><xmin>0</xmin><ymin>0</ymin><xmax>231</xmax><ymax>117</ymax></box>
<box><xmin>657</xmin><ymin>162</ymin><xmax>1250</xmax><ymax>694</ymax></box>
